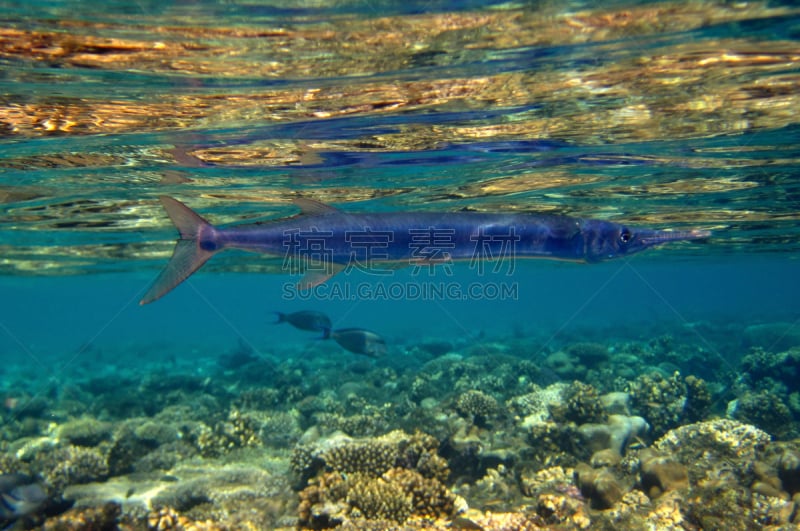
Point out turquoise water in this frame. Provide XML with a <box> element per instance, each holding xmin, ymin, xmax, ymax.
<box><xmin>1</xmin><ymin>0</ymin><xmax>800</xmax><ymax>529</ymax></box>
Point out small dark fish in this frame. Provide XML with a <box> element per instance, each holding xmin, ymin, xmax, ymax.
<box><xmin>0</xmin><ymin>473</ymin><xmax>48</xmax><ymax>524</ymax></box>
<box><xmin>275</xmin><ymin>310</ymin><xmax>332</xmax><ymax>332</ymax></box>
<box><xmin>326</xmin><ymin>328</ymin><xmax>387</xmax><ymax>358</ymax></box>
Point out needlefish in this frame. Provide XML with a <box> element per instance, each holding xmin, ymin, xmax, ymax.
<box><xmin>140</xmin><ymin>196</ymin><xmax>710</xmax><ymax>305</ymax></box>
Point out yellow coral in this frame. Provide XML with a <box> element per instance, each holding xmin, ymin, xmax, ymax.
<box><xmin>346</xmin><ymin>474</ymin><xmax>413</xmax><ymax>522</ymax></box>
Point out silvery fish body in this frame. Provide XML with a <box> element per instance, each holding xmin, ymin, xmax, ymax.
<box><xmin>140</xmin><ymin>197</ymin><xmax>710</xmax><ymax>305</ymax></box>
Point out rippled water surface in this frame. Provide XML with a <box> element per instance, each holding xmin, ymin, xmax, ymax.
<box><xmin>1</xmin><ymin>0</ymin><xmax>799</xmax><ymax>275</ymax></box>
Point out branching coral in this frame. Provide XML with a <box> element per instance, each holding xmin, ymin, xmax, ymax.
<box><xmin>549</xmin><ymin>381</ymin><xmax>606</xmax><ymax>425</ymax></box>
<box><xmin>39</xmin><ymin>445</ymin><xmax>109</xmax><ymax>491</ymax></box>
<box><xmin>322</xmin><ymin>440</ymin><xmax>398</xmax><ymax>476</ymax></box>
<box><xmin>345</xmin><ymin>473</ymin><xmax>413</xmax><ymax>522</ymax></box>
<box><xmin>295</xmin><ymin>431</ymin><xmax>459</xmax><ymax>528</ymax></box>
<box><xmin>455</xmin><ymin>390</ymin><xmax>498</xmax><ymax>424</ymax></box>
<box><xmin>383</xmin><ymin>467</ymin><xmax>458</xmax><ymax>518</ymax></box>
<box><xmin>627</xmin><ymin>371</ymin><xmax>687</xmax><ymax>437</ymax></box>
<box><xmin>731</xmin><ymin>390</ymin><xmax>795</xmax><ymax>439</ymax></box>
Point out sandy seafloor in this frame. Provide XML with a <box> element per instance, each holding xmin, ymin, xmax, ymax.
<box><xmin>1</xmin><ymin>0</ymin><xmax>800</xmax><ymax>529</ymax></box>
<box><xmin>1</xmin><ymin>256</ymin><xmax>800</xmax><ymax>530</ymax></box>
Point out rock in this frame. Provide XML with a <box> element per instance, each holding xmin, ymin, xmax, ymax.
<box><xmin>565</xmin><ymin>342</ymin><xmax>609</xmax><ymax>363</ymax></box>
<box><xmin>639</xmin><ymin>450</ymin><xmax>689</xmax><ymax>498</ymax></box>
<box><xmin>544</xmin><ymin>351</ymin><xmax>585</xmax><ymax>379</ymax></box>
<box><xmin>777</xmin><ymin>449</ymin><xmax>800</xmax><ymax>495</ymax></box>
<box><xmin>417</xmin><ymin>340</ymin><xmax>454</xmax><ymax>356</ymax></box>
<box><xmin>57</xmin><ymin>418</ymin><xmax>113</xmax><ymax>447</ymax></box>
<box><xmin>752</xmin><ymin>480</ymin><xmax>787</xmax><ymax>500</ymax></box>
<box><xmin>599</xmin><ymin>392</ymin><xmax>631</xmax><ymax>416</ymax></box>
<box><xmin>743</xmin><ymin>323</ymin><xmax>800</xmax><ymax>352</ymax></box>
<box><xmin>574</xmin><ymin>463</ymin><xmax>625</xmax><ymax>509</ymax></box>
<box><xmin>654</xmin><ymin>419</ymin><xmax>771</xmax><ymax>462</ymax></box>
<box><xmin>578</xmin><ymin>414</ymin><xmax>649</xmax><ymax>455</ymax></box>
<box><xmin>591</xmin><ymin>449</ymin><xmax>622</xmax><ymax>468</ymax></box>
<box><xmin>753</xmin><ymin>460</ymin><xmax>783</xmax><ymax>493</ymax></box>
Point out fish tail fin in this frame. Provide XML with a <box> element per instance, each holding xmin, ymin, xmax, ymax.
<box><xmin>275</xmin><ymin>312</ymin><xmax>286</xmax><ymax>323</ymax></box>
<box><xmin>140</xmin><ymin>196</ymin><xmax>218</xmax><ymax>305</ymax></box>
<box><xmin>320</xmin><ymin>327</ymin><xmax>332</xmax><ymax>340</ymax></box>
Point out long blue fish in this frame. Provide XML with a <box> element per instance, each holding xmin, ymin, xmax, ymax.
<box><xmin>140</xmin><ymin>196</ymin><xmax>710</xmax><ymax>305</ymax></box>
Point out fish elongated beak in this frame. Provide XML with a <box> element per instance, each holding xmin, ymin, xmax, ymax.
<box><xmin>638</xmin><ymin>229</ymin><xmax>711</xmax><ymax>246</ymax></box>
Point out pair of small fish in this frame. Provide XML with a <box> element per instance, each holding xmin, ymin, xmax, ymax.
<box><xmin>275</xmin><ymin>310</ymin><xmax>387</xmax><ymax>358</ymax></box>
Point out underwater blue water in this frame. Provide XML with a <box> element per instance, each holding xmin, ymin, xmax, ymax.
<box><xmin>0</xmin><ymin>0</ymin><xmax>796</xmax><ymax>373</ymax></box>
<box><xmin>0</xmin><ymin>0</ymin><xmax>797</xmax><ymax>386</ymax></box>
<box><xmin>1</xmin><ymin>254</ymin><xmax>797</xmax><ymax>388</ymax></box>
<box><xmin>0</xmin><ymin>2</ymin><xmax>800</xmax><ymax>526</ymax></box>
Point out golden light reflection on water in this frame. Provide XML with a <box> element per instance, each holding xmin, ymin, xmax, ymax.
<box><xmin>0</xmin><ymin>1</ymin><xmax>798</xmax><ymax>272</ymax></box>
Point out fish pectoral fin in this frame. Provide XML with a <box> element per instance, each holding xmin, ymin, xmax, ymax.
<box><xmin>297</xmin><ymin>264</ymin><xmax>344</xmax><ymax>291</ymax></box>
<box><xmin>293</xmin><ymin>198</ymin><xmax>342</xmax><ymax>216</ymax></box>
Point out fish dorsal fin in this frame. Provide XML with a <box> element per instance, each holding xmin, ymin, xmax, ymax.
<box><xmin>293</xmin><ymin>198</ymin><xmax>342</xmax><ymax>216</ymax></box>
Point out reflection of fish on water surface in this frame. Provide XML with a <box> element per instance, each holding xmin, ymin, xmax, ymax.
<box><xmin>140</xmin><ymin>196</ymin><xmax>711</xmax><ymax>305</ymax></box>
<box><xmin>274</xmin><ymin>310</ymin><xmax>332</xmax><ymax>333</ymax></box>
<box><xmin>324</xmin><ymin>328</ymin><xmax>387</xmax><ymax>358</ymax></box>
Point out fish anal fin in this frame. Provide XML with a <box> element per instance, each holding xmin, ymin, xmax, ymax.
<box><xmin>293</xmin><ymin>198</ymin><xmax>342</xmax><ymax>216</ymax></box>
<box><xmin>297</xmin><ymin>264</ymin><xmax>344</xmax><ymax>291</ymax></box>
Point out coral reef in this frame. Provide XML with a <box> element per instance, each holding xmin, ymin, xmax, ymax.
<box><xmin>549</xmin><ymin>381</ymin><xmax>606</xmax><ymax>425</ymax></box>
<box><xmin>346</xmin><ymin>473</ymin><xmax>413</xmax><ymax>522</ymax></box>
<box><xmin>573</xmin><ymin>463</ymin><xmax>624</xmax><ymax>509</ymax></box>
<box><xmin>235</xmin><ymin>387</ymin><xmax>281</xmax><ymax>410</ymax></box>
<box><xmin>638</xmin><ymin>449</ymin><xmax>689</xmax><ymax>498</ymax></box>
<box><xmin>6</xmin><ymin>304</ymin><xmax>800</xmax><ymax>529</ymax></box>
<box><xmin>741</xmin><ymin>346</ymin><xmax>800</xmax><ymax>393</ymax></box>
<box><xmin>56</xmin><ymin>418</ymin><xmax>113</xmax><ymax>447</ymax></box>
<box><xmin>526</xmin><ymin>422</ymin><xmax>590</xmax><ymax>469</ymax></box>
<box><xmin>565</xmin><ymin>342</ymin><xmax>610</xmax><ymax>365</ymax></box>
<box><xmin>313</xmin><ymin>410</ymin><xmax>389</xmax><ymax>438</ymax></box>
<box><xmin>627</xmin><ymin>371</ymin><xmax>688</xmax><ymax>437</ymax></box>
<box><xmin>507</xmin><ymin>383</ymin><xmax>565</xmax><ymax>428</ymax></box>
<box><xmin>544</xmin><ymin>350</ymin><xmax>586</xmax><ymax>380</ymax></box>
<box><xmin>151</xmin><ymin>465</ymin><xmax>285</xmax><ymax>516</ymax></box>
<box><xmin>519</xmin><ymin>465</ymin><xmax>575</xmax><ymax>498</ymax></box>
<box><xmin>192</xmin><ymin>409</ymin><xmax>263</xmax><ymax>458</ymax></box>
<box><xmin>454</xmin><ymin>390</ymin><xmax>499</xmax><ymax>425</ymax></box>
<box><xmin>295</xmin><ymin>431</ymin><xmax>460</xmax><ymax>529</ymax></box>
<box><xmin>730</xmin><ymin>390</ymin><xmax>797</xmax><ymax>439</ymax></box>
<box><xmin>41</xmin><ymin>502</ymin><xmax>121</xmax><ymax>531</ymax></box>
<box><xmin>683</xmin><ymin>375</ymin><xmax>712</xmax><ymax>422</ymax></box>
<box><xmin>133</xmin><ymin>420</ymin><xmax>180</xmax><ymax>446</ymax></box>
<box><xmin>321</xmin><ymin>440</ymin><xmax>399</xmax><ymax>476</ymax></box>
<box><xmin>0</xmin><ymin>452</ymin><xmax>28</xmax><ymax>475</ymax></box>
<box><xmin>577</xmin><ymin>414</ymin><xmax>649</xmax><ymax>455</ymax></box>
<box><xmin>106</xmin><ymin>421</ymin><xmax>162</xmax><ymax>476</ymax></box>
<box><xmin>742</xmin><ymin>325</ymin><xmax>800</xmax><ymax>354</ymax></box>
<box><xmin>43</xmin><ymin>446</ymin><xmax>109</xmax><ymax>491</ymax></box>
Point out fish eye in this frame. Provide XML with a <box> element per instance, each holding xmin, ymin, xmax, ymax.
<box><xmin>619</xmin><ymin>228</ymin><xmax>632</xmax><ymax>244</ymax></box>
